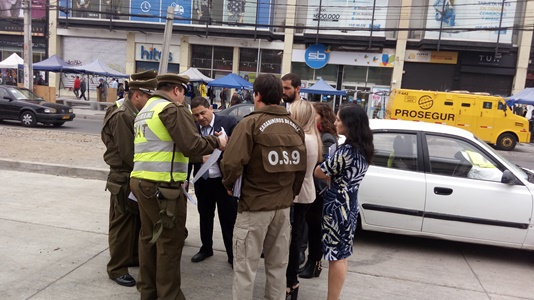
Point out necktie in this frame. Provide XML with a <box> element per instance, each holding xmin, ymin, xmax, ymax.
<box><xmin>202</xmin><ymin>126</ymin><xmax>211</xmax><ymax>137</ymax></box>
<box><xmin>201</xmin><ymin>126</ymin><xmax>211</xmax><ymax>179</ymax></box>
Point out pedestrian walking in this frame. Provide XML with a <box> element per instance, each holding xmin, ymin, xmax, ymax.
<box><xmin>73</xmin><ymin>76</ymin><xmax>81</xmax><ymax>98</ymax></box>
<box><xmin>79</xmin><ymin>76</ymin><xmax>87</xmax><ymax>100</ymax></box>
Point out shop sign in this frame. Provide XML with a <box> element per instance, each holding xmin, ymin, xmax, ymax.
<box><xmin>461</xmin><ymin>52</ymin><xmax>516</xmax><ymax>68</ymax></box>
<box><xmin>306</xmin><ymin>0</ymin><xmax>389</xmax><ymax>37</ymax></box>
<box><xmin>305</xmin><ymin>44</ymin><xmax>330</xmax><ymax>69</ymax></box>
<box><xmin>135</xmin><ymin>44</ymin><xmax>180</xmax><ymax>62</ymax></box>
<box><xmin>405</xmin><ymin>50</ymin><xmax>458</xmax><ymax>64</ymax></box>
<box><xmin>294</xmin><ymin>48</ymin><xmax>395</xmax><ymax>68</ymax></box>
<box><xmin>424</xmin><ymin>0</ymin><xmax>516</xmax><ymax>43</ymax></box>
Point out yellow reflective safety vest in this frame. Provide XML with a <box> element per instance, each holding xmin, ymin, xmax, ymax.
<box><xmin>131</xmin><ymin>97</ymin><xmax>188</xmax><ymax>182</ymax></box>
<box><xmin>115</xmin><ymin>99</ymin><xmax>124</xmax><ymax>108</ymax></box>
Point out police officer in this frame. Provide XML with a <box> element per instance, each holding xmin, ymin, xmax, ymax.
<box><xmin>130</xmin><ymin>74</ymin><xmax>227</xmax><ymax>300</ymax></box>
<box><xmin>101</xmin><ymin>69</ymin><xmax>158</xmax><ymax>287</ymax></box>
<box><xmin>221</xmin><ymin>74</ymin><xmax>307</xmax><ymax>300</ymax></box>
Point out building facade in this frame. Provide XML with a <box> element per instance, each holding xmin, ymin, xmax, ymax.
<box><xmin>45</xmin><ymin>0</ymin><xmax>534</xmax><ymax>102</ymax></box>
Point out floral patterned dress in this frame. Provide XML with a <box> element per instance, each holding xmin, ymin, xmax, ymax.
<box><xmin>319</xmin><ymin>143</ymin><xmax>369</xmax><ymax>261</ymax></box>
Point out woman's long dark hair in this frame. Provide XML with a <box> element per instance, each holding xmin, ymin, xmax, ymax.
<box><xmin>338</xmin><ymin>104</ymin><xmax>374</xmax><ymax>164</ymax></box>
<box><xmin>313</xmin><ymin>102</ymin><xmax>338</xmax><ymax>139</ymax></box>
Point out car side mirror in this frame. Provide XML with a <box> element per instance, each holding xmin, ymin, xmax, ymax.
<box><xmin>501</xmin><ymin>170</ymin><xmax>521</xmax><ymax>185</ymax></box>
<box><xmin>3</xmin><ymin>96</ymin><xmax>13</xmax><ymax>101</ymax></box>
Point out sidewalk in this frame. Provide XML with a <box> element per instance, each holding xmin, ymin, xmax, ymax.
<box><xmin>2</xmin><ymin>169</ymin><xmax>534</xmax><ymax>300</ymax></box>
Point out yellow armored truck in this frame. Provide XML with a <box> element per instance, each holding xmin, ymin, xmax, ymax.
<box><xmin>386</xmin><ymin>89</ymin><xmax>530</xmax><ymax>151</ymax></box>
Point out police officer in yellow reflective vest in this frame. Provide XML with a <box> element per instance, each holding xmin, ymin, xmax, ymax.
<box><xmin>101</xmin><ymin>70</ymin><xmax>158</xmax><ymax>287</ymax></box>
<box><xmin>130</xmin><ymin>74</ymin><xmax>228</xmax><ymax>300</ymax></box>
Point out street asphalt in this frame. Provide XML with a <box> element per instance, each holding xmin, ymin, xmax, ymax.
<box><xmin>1</xmin><ymin>94</ymin><xmax>534</xmax><ymax>299</ymax></box>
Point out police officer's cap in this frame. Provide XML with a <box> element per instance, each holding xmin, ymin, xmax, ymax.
<box><xmin>129</xmin><ymin>69</ymin><xmax>158</xmax><ymax>95</ymax></box>
<box><xmin>157</xmin><ymin>74</ymin><xmax>189</xmax><ymax>90</ymax></box>
<box><xmin>131</xmin><ymin>69</ymin><xmax>158</xmax><ymax>81</ymax></box>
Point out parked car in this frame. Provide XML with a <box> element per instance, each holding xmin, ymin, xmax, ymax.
<box><xmin>0</xmin><ymin>86</ymin><xmax>75</xmax><ymax>127</ymax></box>
<box><xmin>217</xmin><ymin>103</ymin><xmax>254</xmax><ymax>122</ymax></box>
<box><xmin>359</xmin><ymin>119</ymin><xmax>534</xmax><ymax>250</ymax></box>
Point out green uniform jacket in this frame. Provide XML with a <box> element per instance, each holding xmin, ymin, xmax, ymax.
<box><xmin>221</xmin><ymin>105</ymin><xmax>307</xmax><ymax>213</ymax></box>
<box><xmin>102</xmin><ymin>98</ymin><xmax>138</xmax><ymax>173</ymax></box>
<box><xmin>153</xmin><ymin>91</ymin><xmax>221</xmax><ymax>159</ymax></box>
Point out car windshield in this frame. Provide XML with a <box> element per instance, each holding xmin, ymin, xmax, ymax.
<box><xmin>474</xmin><ymin>136</ymin><xmax>530</xmax><ymax>181</ymax></box>
<box><xmin>8</xmin><ymin>87</ymin><xmax>43</xmax><ymax>100</ymax></box>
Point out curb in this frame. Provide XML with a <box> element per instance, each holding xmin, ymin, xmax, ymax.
<box><xmin>77</xmin><ymin>114</ymin><xmax>105</xmax><ymax>121</ymax></box>
<box><xmin>0</xmin><ymin>159</ymin><xmax>108</xmax><ymax>180</ymax></box>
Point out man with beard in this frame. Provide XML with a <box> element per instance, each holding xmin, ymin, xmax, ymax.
<box><xmin>281</xmin><ymin>73</ymin><xmax>303</xmax><ymax>111</ymax></box>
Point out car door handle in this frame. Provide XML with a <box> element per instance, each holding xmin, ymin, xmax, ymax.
<box><xmin>434</xmin><ymin>187</ymin><xmax>453</xmax><ymax>195</ymax></box>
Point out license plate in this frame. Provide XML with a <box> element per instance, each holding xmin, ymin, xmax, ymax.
<box><xmin>62</xmin><ymin>115</ymin><xmax>70</xmax><ymax>120</ymax></box>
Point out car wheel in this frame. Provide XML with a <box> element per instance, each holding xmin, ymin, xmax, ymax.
<box><xmin>52</xmin><ymin>122</ymin><xmax>65</xmax><ymax>127</ymax></box>
<box><xmin>20</xmin><ymin>111</ymin><xmax>37</xmax><ymax>127</ymax></box>
<box><xmin>496</xmin><ymin>133</ymin><xmax>517</xmax><ymax>151</ymax></box>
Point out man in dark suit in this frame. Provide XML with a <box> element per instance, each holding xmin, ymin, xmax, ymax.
<box><xmin>189</xmin><ymin>96</ymin><xmax>238</xmax><ymax>266</ymax></box>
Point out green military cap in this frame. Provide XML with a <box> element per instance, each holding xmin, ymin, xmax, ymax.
<box><xmin>157</xmin><ymin>73</ymin><xmax>189</xmax><ymax>90</ymax></box>
<box><xmin>129</xmin><ymin>69</ymin><xmax>158</xmax><ymax>95</ymax></box>
<box><xmin>131</xmin><ymin>69</ymin><xmax>158</xmax><ymax>81</ymax></box>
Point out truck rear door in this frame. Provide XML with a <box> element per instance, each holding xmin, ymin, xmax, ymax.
<box><xmin>476</xmin><ymin>98</ymin><xmax>497</xmax><ymax>143</ymax></box>
<box><xmin>455</xmin><ymin>96</ymin><xmax>476</xmax><ymax>133</ymax></box>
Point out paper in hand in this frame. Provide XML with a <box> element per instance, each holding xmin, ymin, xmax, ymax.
<box><xmin>191</xmin><ymin>149</ymin><xmax>222</xmax><ymax>184</ymax></box>
<box><xmin>232</xmin><ymin>175</ymin><xmax>243</xmax><ymax>199</ymax></box>
<box><xmin>182</xmin><ymin>183</ymin><xmax>197</xmax><ymax>205</ymax></box>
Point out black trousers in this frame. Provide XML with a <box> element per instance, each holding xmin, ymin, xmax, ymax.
<box><xmin>305</xmin><ymin>195</ymin><xmax>324</xmax><ymax>261</ymax></box>
<box><xmin>286</xmin><ymin>203</ymin><xmax>311</xmax><ymax>287</ymax></box>
<box><xmin>194</xmin><ymin>177</ymin><xmax>237</xmax><ymax>260</ymax></box>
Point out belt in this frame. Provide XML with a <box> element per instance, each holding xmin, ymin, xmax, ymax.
<box><xmin>135</xmin><ymin>178</ymin><xmax>183</xmax><ymax>188</ymax></box>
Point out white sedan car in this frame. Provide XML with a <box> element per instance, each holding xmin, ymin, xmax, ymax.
<box><xmin>359</xmin><ymin>119</ymin><xmax>534</xmax><ymax>249</ymax></box>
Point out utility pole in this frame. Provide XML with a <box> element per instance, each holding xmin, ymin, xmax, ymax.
<box><xmin>159</xmin><ymin>6</ymin><xmax>175</xmax><ymax>74</ymax></box>
<box><xmin>23</xmin><ymin>0</ymin><xmax>33</xmax><ymax>89</ymax></box>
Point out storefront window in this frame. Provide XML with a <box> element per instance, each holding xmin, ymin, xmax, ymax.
<box><xmin>191</xmin><ymin>45</ymin><xmax>212</xmax><ymax>69</ymax></box>
<box><xmin>213</xmin><ymin>47</ymin><xmax>233</xmax><ymax>71</ymax></box>
<box><xmin>291</xmin><ymin>62</ymin><xmax>314</xmax><ymax>82</ymax></box>
<box><xmin>136</xmin><ymin>61</ymin><xmax>179</xmax><ymax>73</ymax></box>
<box><xmin>343</xmin><ymin>66</ymin><xmax>368</xmax><ymax>83</ymax></box>
<box><xmin>191</xmin><ymin>45</ymin><xmax>233</xmax><ymax>78</ymax></box>
<box><xmin>260</xmin><ymin>50</ymin><xmax>282</xmax><ymax>74</ymax></box>
<box><xmin>239</xmin><ymin>48</ymin><xmax>258</xmax><ymax>72</ymax></box>
<box><xmin>315</xmin><ymin>64</ymin><xmax>338</xmax><ymax>82</ymax></box>
<box><xmin>368</xmin><ymin>67</ymin><xmax>393</xmax><ymax>86</ymax></box>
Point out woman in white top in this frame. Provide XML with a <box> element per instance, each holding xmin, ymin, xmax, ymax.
<box><xmin>285</xmin><ymin>100</ymin><xmax>322</xmax><ymax>300</ymax></box>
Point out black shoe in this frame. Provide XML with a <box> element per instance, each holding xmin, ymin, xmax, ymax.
<box><xmin>112</xmin><ymin>274</ymin><xmax>136</xmax><ymax>287</ymax></box>
<box><xmin>191</xmin><ymin>250</ymin><xmax>213</xmax><ymax>263</ymax></box>
<box><xmin>286</xmin><ymin>283</ymin><xmax>299</xmax><ymax>300</ymax></box>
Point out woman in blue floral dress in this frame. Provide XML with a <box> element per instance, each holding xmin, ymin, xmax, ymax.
<box><xmin>314</xmin><ymin>104</ymin><xmax>374</xmax><ymax>300</ymax></box>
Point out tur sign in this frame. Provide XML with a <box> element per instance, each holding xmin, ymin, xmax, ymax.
<box><xmin>305</xmin><ymin>44</ymin><xmax>330</xmax><ymax>69</ymax></box>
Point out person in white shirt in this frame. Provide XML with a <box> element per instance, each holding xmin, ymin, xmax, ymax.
<box><xmin>110</xmin><ymin>78</ymin><xmax>118</xmax><ymax>89</ymax></box>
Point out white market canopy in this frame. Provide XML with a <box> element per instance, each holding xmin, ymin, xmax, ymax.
<box><xmin>0</xmin><ymin>53</ymin><xmax>24</xmax><ymax>69</ymax></box>
<box><xmin>179</xmin><ymin>67</ymin><xmax>214</xmax><ymax>83</ymax></box>
<box><xmin>63</xmin><ymin>59</ymin><xmax>129</xmax><ymax>78</ymax></box>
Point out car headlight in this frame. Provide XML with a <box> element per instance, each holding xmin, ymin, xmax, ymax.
<box><xmin>68</xmin><ymin>108</ymin><xmax>73</xmax><ymax>113</ymax></box>
<box><xmin>44</xmin><ymin>108</ymin><xmax>57</xmax><ymax>113</ymax></box>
